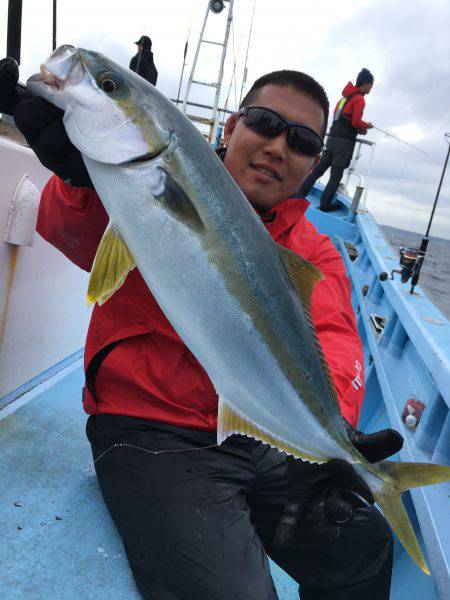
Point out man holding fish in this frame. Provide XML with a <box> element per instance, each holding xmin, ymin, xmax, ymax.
<box><xmin>0</xmin><ymin>53</ymin><xmax>428</xmax><ymax>599</ymax></box>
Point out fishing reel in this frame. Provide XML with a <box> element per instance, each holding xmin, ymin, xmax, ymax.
<box><xmin>379</xmin><ymin>241</ymin><xmax>427</xmax><ymax>294</ymax></box>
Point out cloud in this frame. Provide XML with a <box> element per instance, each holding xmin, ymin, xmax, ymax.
<box><xmin>312</xmin><ymin>0</ymin><xmax>450</xmax><ymax>237</ymax></box>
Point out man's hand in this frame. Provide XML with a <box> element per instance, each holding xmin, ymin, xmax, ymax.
<box><xmin>345</xmin><ymin>422</ymin><xmax>403</xmax><ymax>463</ymax></box>
<box><xmin>0</xmin><ymin>57</ymin><xmax>92</xmax><ymax>188</ymax></box>
<box><xmin>0</xmin><ymin>57</ymin><xmax>28</xmax><ymax>114</ymax></box>
<box><xmin>274</xmin><ymin>423</ymin><xmax>403</xmax><ymax>547</ymax></box>
<box><xmin>366</xmin><ymin>122</ymin><xmax>374</xmax><ymax>129</ymax></box>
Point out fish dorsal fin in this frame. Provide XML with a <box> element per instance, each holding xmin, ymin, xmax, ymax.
<box><xmin>276</xmin><ymin>244</ymin><xmax>341</xmax><ymax>410</ymax></box>
<box><xmin>217</xmin><ymin>397</ymin><xmax>324</xmax><ymax>463</ymax></box>
<box><xmin>87</xmin><ymin>222</ymin><xmax>136</xmax><ymax>306</ymax></box>
<box><xmin>277</xmin><ymin>244</ymin><xmax>323</xmax><ymax>312</ymax></box>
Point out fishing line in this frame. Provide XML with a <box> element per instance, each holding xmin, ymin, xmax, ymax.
<box><xmin>381</xmin><ymin>146</ymin><xmax>412</xmax><ymax>227</ymax></box>
<box><xmin>231</xmin><ymin>19</ymin><xmax>238</xmax><ymax>111</ymax></box>
<box><xmin>220</xmin><ymin>18</ymin><xmax>246</xmax><ymax>124</ymax></box>
<box><xmin>176</xmin><ymin>0</ymin><xmax>196</xmax><ymax>104</ymax></box>
<box><xmin>93</xmin><ymin>442</ymin><xmax>219</xmax><ymax>464</ymax></box>
<box><xmin>239</xmin><ymin>0</ymin><xmax>257</xmax><ymax>107</ymax></box>
<box><xmin>406</xmin><ymin>160</ymin><xmax>439</xmax><ymax>233</ymax></box>
<box><xmin>373</xmin><ymin>126</ymin><xmax>427</xmax><ymax>155</ymax></box>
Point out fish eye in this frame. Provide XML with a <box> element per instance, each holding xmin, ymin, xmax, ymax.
<box><xmin>102</xmin><ymin>78</ymin><xmax>117</xmax><ymax>93</ymax></box>
<box><xmin>98</xmin><ymin>71</ymin><xmax>122</xmax><ymax>93</ymax></box>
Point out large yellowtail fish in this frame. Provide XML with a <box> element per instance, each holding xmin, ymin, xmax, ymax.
<box><xmin>28</xmin><ymin>46</ymin><xmax>450</xmax><ymax>574</ymax></box>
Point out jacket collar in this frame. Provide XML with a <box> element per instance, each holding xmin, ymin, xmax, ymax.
<box><xmin>256</xmin><ymin>197</ymin><xmax>309</xmax><ymax>230</ymax></box>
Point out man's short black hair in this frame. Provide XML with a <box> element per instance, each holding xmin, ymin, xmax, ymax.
<box><xmin>240</xmin><ymin>70</ymin><xmax>329</xmax><ymax>136</ymax></box>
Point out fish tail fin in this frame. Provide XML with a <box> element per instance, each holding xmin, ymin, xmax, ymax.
<box><xmin>373</xmin><ymin>460</ymin><xmax>450</xmax><ymax>575</ymax></box>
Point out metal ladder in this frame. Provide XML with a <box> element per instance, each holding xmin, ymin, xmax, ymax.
<box><xmin>182</xmin><ymin>0</ymin><xmax>235</xmax><ymax>145</ymax></box>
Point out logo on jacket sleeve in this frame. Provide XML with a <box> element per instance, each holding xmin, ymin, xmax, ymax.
<box><xmin>351</xmin><ymin>359</ymin><xmax>363</xmax><ymax>390</ymax></box>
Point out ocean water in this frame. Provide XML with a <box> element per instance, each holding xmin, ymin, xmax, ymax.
<box><xmin>381</xmin><ymin>226</ymin><xmax>450</xmax><ymax>319</ymax></box>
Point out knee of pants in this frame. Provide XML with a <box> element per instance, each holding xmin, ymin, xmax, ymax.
<box><xmin>368</xmin><ymin>508</ymin><xmax>393</xmax><ymax>548</ymax></box>
<box><xmin>344</xmin><ymin>507</ymin><xmax>394</xmax><ymax>579</ymax></box>
<box><xmin>316</xmin><ymin>507</ymin><xmax>393</xmax><ymax>588</ymax></box>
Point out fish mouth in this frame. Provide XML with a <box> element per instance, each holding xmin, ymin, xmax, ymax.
<box><xmin>40</xmin><ymin>65</ymin><xmax>67</xmax><ymax>92</ymax></box>
<box><xmin>28</xmin><ymin>65</ymin><xmax>67</xmax><ymax>94</ymax></box>
<box><xmin>27</xmin><ymin>45</ymin><xmax>83</xmax><ymax>100</ymax></box>
<box><xmin>29</xmin><ymin>45</ymin><xmax>78</xmax><ymax>86</ymax></box>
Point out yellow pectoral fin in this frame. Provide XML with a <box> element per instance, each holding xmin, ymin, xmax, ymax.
<box><xmin>87</xmin><ymin>222</ymin><xmax>136</xmax><ymax>306</ymax></box>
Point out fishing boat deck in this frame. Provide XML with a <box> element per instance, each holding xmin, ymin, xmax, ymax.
<box><xmin>0</xmin><ymin>346</ymin><xmax>441</xmax><ymax>600</ymax></box>
<box><xmin>0</xmin><ymin>361</ymin><xmax>297</xmax><ymax>599</ymax></box>
<box><xmin>1</xmin><ymin>183</ymin><xmax>449</xmax><ymax>599</ymax></box>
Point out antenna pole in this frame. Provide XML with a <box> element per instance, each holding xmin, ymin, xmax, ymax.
<box><xmin>52</xmin><ymin>0</ymin><xmax>57</xmax><ymax>51</ymax></box>
<box><xmin>7</xmin><ymin>0</ymin><xmax>23</xmax><ymax>63</ymax></box>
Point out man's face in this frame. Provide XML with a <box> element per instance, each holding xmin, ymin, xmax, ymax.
<box><xmin>223</xmin><ymin>84</ymin><xmax>325</xmax><ymax>210</ymax></box>
<box><xmin>361</xmin><ymin>82</ymin><xmax>373</xmax><ymax>95</ymax></box>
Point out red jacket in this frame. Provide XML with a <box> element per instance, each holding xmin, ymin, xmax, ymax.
<box><xmin>36</xmin><ymin>176</ymin><xmax>365</xmax><ymax>428</ymax></box>
<box><xmin>335</xmin><ymin>82</ymin><xmax>370</xmax><ymax>132</ymax></box>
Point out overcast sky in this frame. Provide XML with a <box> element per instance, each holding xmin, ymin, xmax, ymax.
<box><xmin>1</xmin><ymin>0</ymin><xmax>449</xmax><ymax>238</ymax></box>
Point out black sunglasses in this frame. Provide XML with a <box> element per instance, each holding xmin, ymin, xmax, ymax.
<box><xmin>238</xmin><ymin>106</ymin><xmax>324</xmax><ymax>157</ymax></box>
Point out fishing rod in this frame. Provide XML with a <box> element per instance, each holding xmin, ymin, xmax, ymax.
<box><xmin>373</xmin><ymin>125</ymin><xmax>427</xmax><ymax>155</ymax></box>
<box><xmin>238</xmin><ymin>0</ymin><xmax>256</xmax><ymax>107</ymax></box>
<box><xmin>176</xmin><ymin>38</ymin><xmax>189</xmax><ymax>106</ymax></box>
<box><xmin>380</xmin><ymin>133</ymin><xmax>450</xmax><ymax>293</ymax></box>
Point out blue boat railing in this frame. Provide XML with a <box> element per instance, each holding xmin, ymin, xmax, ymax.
<box><xmin>306</xmin><ymin>184</ymin><xmax>450</xmax><ymax>598</ymax></box>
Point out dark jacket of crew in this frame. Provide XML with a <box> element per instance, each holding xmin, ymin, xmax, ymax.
<box><xmin>329</xmin><ymin>82</ymin><xmax>371</xmax><ymax>141</ymax></box>
<box><xmin>130</xmin><ymin>47</ymin><xmax>158</xmax><ymax>86</ymax></box>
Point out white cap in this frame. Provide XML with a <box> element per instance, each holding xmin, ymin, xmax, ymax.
<box><xmin>405</xmin><ymin>414</ymin><xmax>417</xmax><ymax>428</ymax></box>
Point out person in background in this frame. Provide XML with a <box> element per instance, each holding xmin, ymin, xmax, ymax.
<box><xmin>130</xmin><ymin>35</ymin><xmax>158</xmax><ymax>86</ymax></box>
<box><xmin>297</xmin><ymin>68</ymin><xmax>374</xmax><ymax>212</ymax></box>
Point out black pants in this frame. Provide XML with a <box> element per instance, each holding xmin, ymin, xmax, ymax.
<box><xmin>298</xmin><ymin>137</ymin><xmax>355</xmax><ymax>209</ymax></box>
<box><xmin>87</xmin><ymin>415</ymin><xmax>393</xmax><ymax>600</ymax></box>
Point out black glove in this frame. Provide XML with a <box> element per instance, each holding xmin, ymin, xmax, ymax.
<box><xmin>0</xmin><ymin>57</ymin><xmax>92</xmax><ymax>188</ymax></box>
<box><xmin>344</xmin><ymin>421</ymin><xmax>403</xmax><ymax>464</ymax></box>
<box><xmin>274</xmin><ymin>423</ymin><xmax>403</xmax><ymax>547</ymax></box>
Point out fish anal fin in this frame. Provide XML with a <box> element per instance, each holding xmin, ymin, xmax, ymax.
<box><xmin>87</xmin><ymin>222</ymin><xmax>136</xmax><ymax>306</ymax></box>
<box><xmin>154</xmin><ymin>167</ymin><xmax>204</xmax><ymax>233</ymax></box>
<box><xmin>217</xmin><ymin>397</ymin><xmax>323</xmax><ymax>464</ymax></box>
<box><xmin>374</xmin><ymin>490</ymin><xmax>430</xmax><ymax>575</ymax></box>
